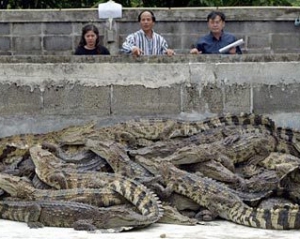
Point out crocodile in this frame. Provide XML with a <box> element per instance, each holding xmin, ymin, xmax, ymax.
<box><xmin>179</xmin><ymin>159</ymin><xmax>245</xmax><ymax>188</ymax></box>
<box><xmin>0</xmin><ymin>199</ymin><xmax>154</xmax><ymax>231</ymax></box>
<box><xmin>89</xmin><ymin>137</ymin><xmax>272</xmax><ymax>222</ymax></box>
<box><xmin>136</xmin><ymin>156</ymin><xmax>300</xmax><ymax>230</ymax></box>
<box><xmin>85</xmin><ymin>132</ymin><xmax>275</xmax><ymax>202</ymax></box>
<box><xmin>0</xmin><ymin>122</ymin><xmax>95</xmax><ymax>162</ymax></box>
<box><xmin>29</xmin><ymin>145</ymin><xmax>206</xmax><ymax>226</ymax></box>
<box><xmin>85</xmin><ymin>139</ymin><xmax>153</xmax><ymax>178</ymax></box>
<box><xmin>0</xmin><ymin>172</ymin><xmax>200</xmax><ymax>226</ymax></box>
<box><xmin>0</xmin><ymin>113</ymin><xmax>273</xmax><ymax>176</ymax></box>
<box><xmin>0</xmin><ymin>173</ymin><xmax>128</xmax><ymax>207</ymax></box>
<box><xmin>257</xmin><ymin>197</ymin><xmax>297</xmax><ymax>210</ymax></box>
<box><xmin>25</xmin><ymin>142</ymin><xmax>112</xmax><ymax>189</ymax></box>
<box><xmin>29</xmin><ymin>145</ymin><xmax>164</xmax><ymax>225</ymax></box>
<box><xmin>129</xmin><ymin>132</ymin><xmax>277</xmax><ymax>191</ymax></box>
<box><xmin>1</xmin><ymin>113</ymin><xmax>296</xmax><ymax>178</ymax></box>
<box><xmin>84</xmin><ymin>137</ymin><xmax>268</xmax><ymax>203</ymax></box>
<box><xmin>59</xmin><ymin>113</ymin><xmax>276</xmax><ymax>148</ymax></box>
<box><xmin>2</xmin><ymin>156</ymin><xmax>35</xmax><ymax>178</ymax></box>
<box><xmin>255</xmin><ymin>152</ymin><xmax>300</xmax><ymax>174</ymax></box>
<box><xmin>0</xmin><ymin>122</ymin><xmax>96</xmax><ymax>180</ymax></box>
<box><xmin>129</xmin><ymin>123</ymin><xmax>300</xmax><ymax>161</ymax></box>
<box><xmin>1</xmin><ymin>113</ymin><xmax>300</xmax><ymax>177</ymax></box>
<box><xmin>277</xmin><ymin>167</ymin><xmax>300</xmax><ymax>204</ymax></box>
<box><xmin>230</xmin><ymin>152</ymin><xmax>300</xmax><ymax>195</ymax></box>
<box><xmin>157</xmin><ymin>202</ymin><xmax>198</xmax><ymax>225</ymax></box>
<box><xmin>42</xmin><ymin>142</ymin><xmax>111</xmax><ymax>171</ymax></box>
<box><xmin>134</xmin><ymin>132</ymin><xmax>298</xmax><ymax>167</ymax></box>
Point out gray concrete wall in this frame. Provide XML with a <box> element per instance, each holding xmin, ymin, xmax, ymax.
<box><xmin>0</xmin><ymin>7</ymin><xmax>300</xmax><ymax>55</ymax></box>
<box><xmin>0</xmin><ymin>54</ymin><xmax>300</xmax><ymax>136</ymax></box>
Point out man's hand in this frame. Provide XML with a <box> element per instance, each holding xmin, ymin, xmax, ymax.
<box><xmin>131</xmin><ymin>46</ymin><xmax>143</xmax><ymax>56</ymax></box>
<box><xmin>228</xmin><ymin>47</ymin><xmax>237</xmax><ymax>54</ymax></box>
<box><xmin>190</xmin><ymin>48</ymin><xmax>201</xmax><ymax>54</ymax></box>
<box><xmin>165</xmin><ymin>49</ymin><xmax>175</xmax><ymax>56</ymax></box>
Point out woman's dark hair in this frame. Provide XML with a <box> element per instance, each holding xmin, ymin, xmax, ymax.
<box><xmin>78</xmin><ymin>24</ymin><xmax>102</xmax><ymax>53</ymax></box>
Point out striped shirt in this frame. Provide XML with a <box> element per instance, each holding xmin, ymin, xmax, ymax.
<box><xmin>122</xmin><ymin>29</ymin><xmax>169</xmax><ymax>55</ymax></box>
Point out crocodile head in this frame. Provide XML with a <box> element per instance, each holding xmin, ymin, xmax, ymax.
<box><xmin>135</xmin><ymin>155</ymin><xmax>191</xmax><ymax>184</ymax></box>
<box><xmin>93</xmin><ymin>205</ymin><xmax>149</xmax><ymax>230</ymax></box>
<box><xmin>29</xmin><ymin>145</ymin><xmax>72</xmax><ymax>188</ymax></box>
<box><xmin>29</xmin><ymin>145</ymin><xmax>63</xmax><ymax>170</ymax></box>
<box><xmin>58</xmin><ymin>121</ymin><xmax>96</xmax><ymax>145</ymax></box>
<box><xmin>134</xmin><ymin>155</ymin><xmax>176</xmax><ymax>179</ymax></box>
<box><xmin>0</xmin><ymin>173</ymin><xmax>35</xmax><ymax>198</ymax></box>
<box><xmin>85</xmin><ymin>139</ymin><xmax>115</xmax><ymax>158</ymax></box>
<box><xmin>134</xmin><ymin>155</ymin><xmax>161</xmax><ymax>175</ymax></box>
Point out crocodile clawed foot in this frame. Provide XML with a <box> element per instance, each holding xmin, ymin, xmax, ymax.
<box><xmin>222</xmin><ymin>134</ymin><xmax>240</xmax><ymax>146</ymax></box>
<box><xmin>150</xmin><ymin>183</ymin><xmax>173</xmax><ymax>200</ymax></box>
<box><xmin>73</xmin><ymin>220</ymin><xmax>97</xmax><ymax>231</ymax></box>
<box><xmin>234</xmin><ymin>177</ymin><xmax>248</xmax><ymax>191</ymax></box>
<box><xmin>27</xmin><ymin>221</ymin><xmax>44</xmax><ymax>228</ymax></box>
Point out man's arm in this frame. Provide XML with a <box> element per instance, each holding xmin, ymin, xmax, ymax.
<box><xmin>190</xmin><ymin>41</ymin><xmax>203</xmax><ymax>54</ymax></box>
<box><xmin>160</xmin><ymin>37</ymin><xmax>175</xmax><ymax>56</ymax></box>
<box><xmin>121</xmin><ymin>34</ymin><xmax>136</xmax><ymax>54</ymax></box>
<box><xmin>226</xmin><ymin>35</ymin><xmax>243</xmax><ymax>54</ymax></box>
<box><xmin>122</xmin><ymin>33</ymin><xmax>144</xmax><ymax>56</ymax></box>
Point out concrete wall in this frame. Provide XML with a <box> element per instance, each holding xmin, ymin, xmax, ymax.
<box><xmin>0</xmin><ymin>7</ymin><xmax>300</xmax><ymax>55</ymax></box>
<box><xmin>0</xmin><ymin>54</ymin><xmax>300</xmax><ymax>137</ymax></box>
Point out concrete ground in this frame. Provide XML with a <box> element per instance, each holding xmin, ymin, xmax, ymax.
<box><xmin>0</xmin><ymin>219</ymin><xmax>299</xmax><ymax>239</ymax></box>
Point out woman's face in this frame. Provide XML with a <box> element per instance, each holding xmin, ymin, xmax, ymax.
<box><xmin>84</xmin><ymin>30</ymin><xmax>97</xmax><ymax>48</ymax></box>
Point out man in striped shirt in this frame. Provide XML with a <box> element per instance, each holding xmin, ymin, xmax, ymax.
<box><xmin>122</xmin><ymin>10</ymin><xmax>175</xmax><ymax>56</ymax></box>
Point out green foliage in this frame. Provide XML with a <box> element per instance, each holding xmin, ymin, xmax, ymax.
<box><xmin>289</xmin><ymin>0</ymin><xmax>300</xmax><ymax>5</ymax></box>
<box><xmin>0</xmin><ymin>0</ymin><xmax>297</xmax><ymax>9</ymax></box>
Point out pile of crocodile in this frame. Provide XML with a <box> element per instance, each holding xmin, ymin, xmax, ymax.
<box><xmin>1</xmin><ymin>112</ymin><xmax>300</xmax><ymax>231</ymax></box>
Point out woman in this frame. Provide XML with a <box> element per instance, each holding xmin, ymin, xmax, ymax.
<box><xmin>75</xmin><ymin>24</ymin><xmax>110</xmax><ymax>55</ymax></box>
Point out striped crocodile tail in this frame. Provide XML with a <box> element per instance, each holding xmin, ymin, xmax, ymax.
<box><xmin>108</xmin><ymin>177</ymin><xmax>164</xmax><ymax>225</ymax></box>
<box><xmin>276</xmin><ymin>127</ymin><xmax>300</xmax><ymax>152</ymax></box>
<box><xmin>202</xmin><ymin>112</ymin><xmax>275</xmax><ymax>128</ymax></box>
<box><xmin>165</xmin><ymin>112</ymin><xmax>275</xmax><ymax>139</ymax></box>
<box><xmin>230</xmin><ymin>205</ymin><xmax>300</xmax><ymax>230</ymax></box>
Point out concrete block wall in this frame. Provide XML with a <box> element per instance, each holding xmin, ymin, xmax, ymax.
<box><xmin>0</xmin><ymin>7</ymin><xmax>300</xmax><ymax>55</ymax></box>
<box><xmin>0</xmin><ymin>54</ymin><xmax>300</xmax><ymax>137</ymax></box>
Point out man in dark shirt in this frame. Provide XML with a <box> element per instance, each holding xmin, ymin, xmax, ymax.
<box><xmin>190</xmin><ymin>11</ymin><xmax>242</xmax><ymax>54</ymax></box>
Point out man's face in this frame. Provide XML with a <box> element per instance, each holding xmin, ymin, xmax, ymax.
<box><xmin>207</xmin><ymin>16</ymin><xmax>225</xmax><ymax>34</ymax></box>
<box><xmin>139</xmin><ymin>11</ymin><xmax>155</xmax><ymax>31</ymax></box>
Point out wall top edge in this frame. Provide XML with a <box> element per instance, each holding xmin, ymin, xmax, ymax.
<box><xmin>1</xmin><ymin>6</ymin><xmax>300</xmax><ymax>11</ymax></box>
<box><xmin>0</xmin><ymin>54</ymin><xmax>299</xmax><ymax>64</ymax></box>
<box><xmin>0</xmin><ymin>7</ymin><xmax>299</xmax><ymax>22</ymax></box>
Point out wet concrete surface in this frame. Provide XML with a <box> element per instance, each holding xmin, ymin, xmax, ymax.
<box><xmin>0</xmin><ymin>219</ymin><xmax>299</xmax><ymax>239</ymax></box>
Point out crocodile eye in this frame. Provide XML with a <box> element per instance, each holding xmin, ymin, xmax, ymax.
<box><xmin>48</xmin><ymin>173</ymin><xmax>67</xmax><ymax>189</ymax></box>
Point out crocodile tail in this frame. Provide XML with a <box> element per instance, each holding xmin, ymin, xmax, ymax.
<box><xmin>230</xmin><ymin>204</ymin><xmax>300</xmax><ymax>229</ymax></box>
<box><xmin>275</xmin><ymin>126</ymin><xmax>300</xmax><ymax>152</ymax></box>
<box><xmin>201</xmin><ymin>112</ymin><xmax>275</xmax><ymax>129</ymax></box>
<box><xmin>166</xmin><ymin>113</ymin><xmax>276</xmax><ymax>139</ymax></box>
<box><xmin>108</xmin><ymin>177</ymin><xmax>164</xmax><ymax>225</ymax></box>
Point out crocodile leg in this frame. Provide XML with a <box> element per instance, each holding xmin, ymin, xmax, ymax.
<box><xmin>0</xmin><ymin>200</ymin><xmax>44</xmax><ymax>228</ymax></box>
